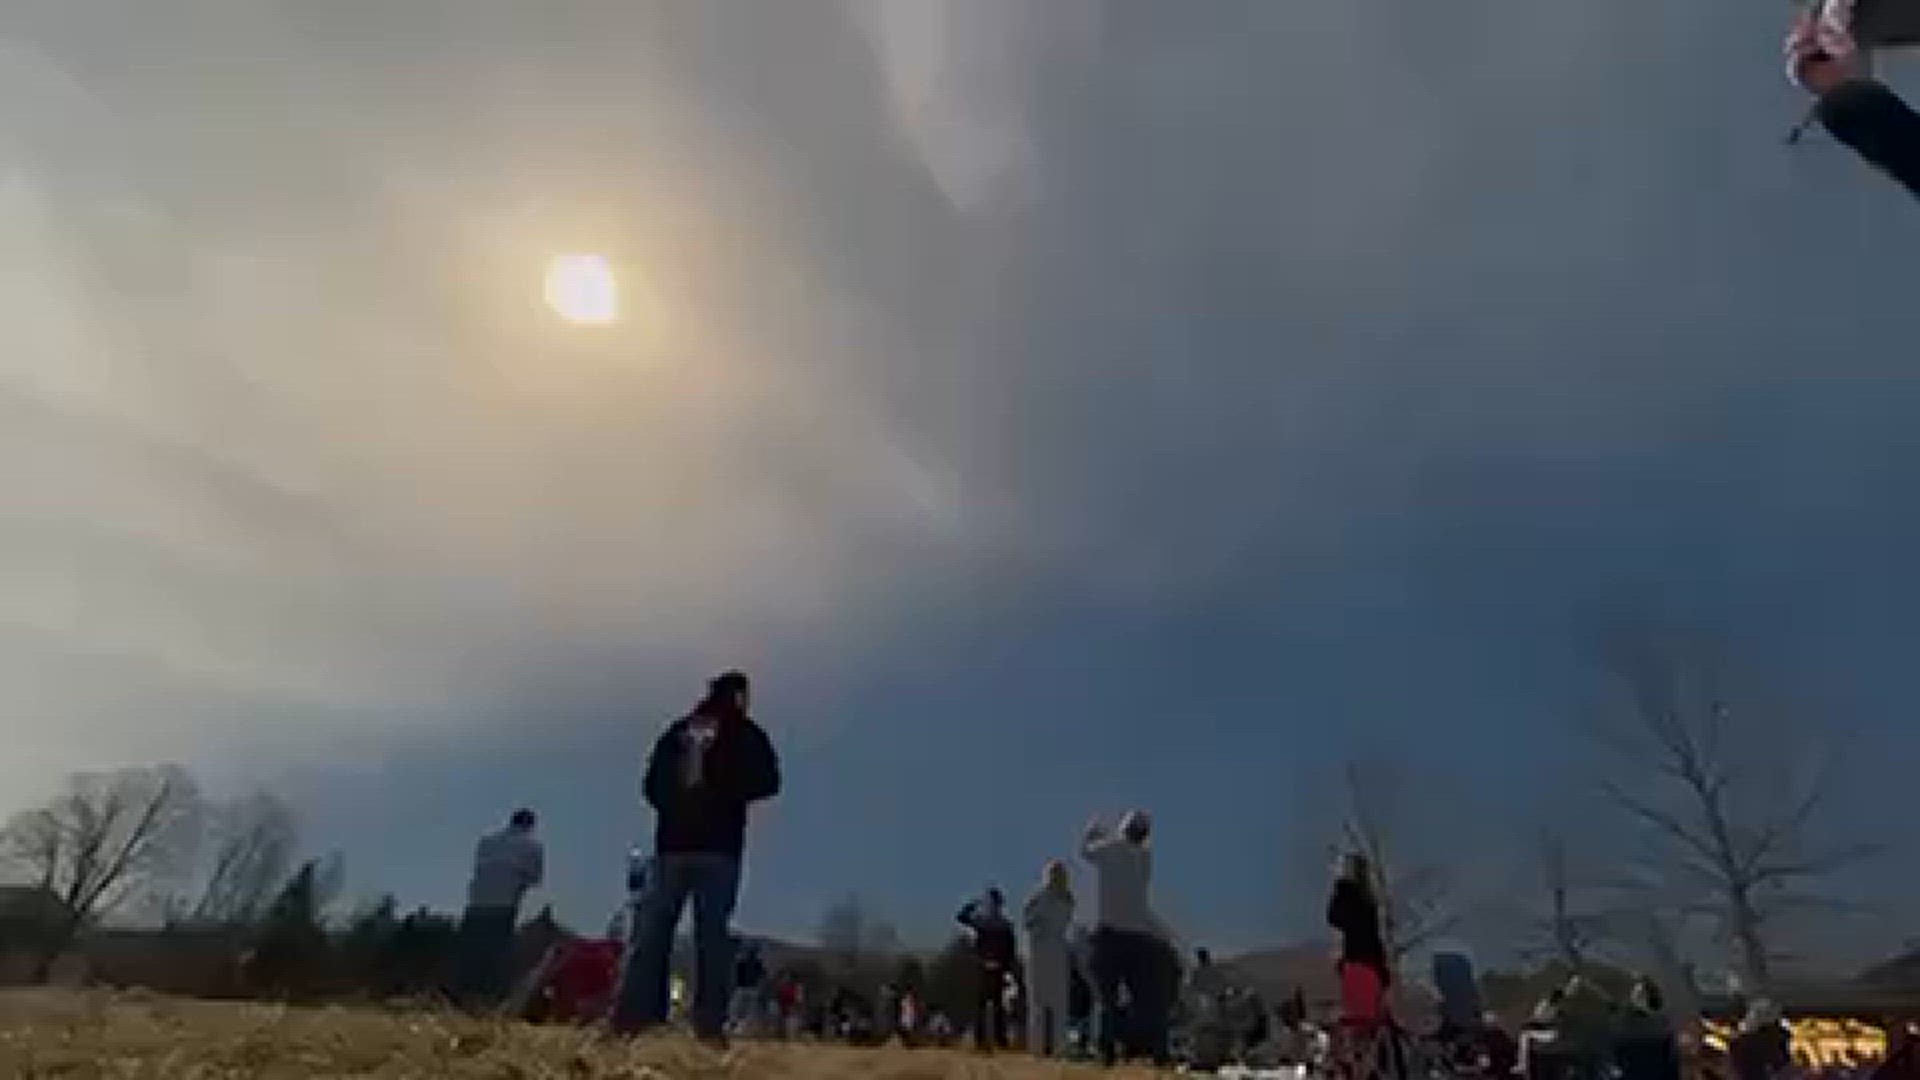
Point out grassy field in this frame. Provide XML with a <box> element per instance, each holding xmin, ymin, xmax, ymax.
<box><xmin>0</xmin><ymin>990</ymin><xmax>1170</xmax><ymax>1078</ymax></box>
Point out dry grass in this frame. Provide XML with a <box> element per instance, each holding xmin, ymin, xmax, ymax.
<box><xmin>0</xmin><ymin>990</ymin><xmax>1170</xmax><ymax>1079</ymax></box>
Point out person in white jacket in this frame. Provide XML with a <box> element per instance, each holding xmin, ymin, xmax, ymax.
<box><xmin>456</xmin><ymin>808</ymin><xmax>544</xmax><ymax>1007</ymax></box>
<box><xmin>1082</xmin><ymin>810</ymin><xmax>1178</xmax><ymax>1066</ymax></box>
<box><xmin>1022</xmin><ymin>860</ymin><xmax>1076</xmax><ymax>1057</ymax></box>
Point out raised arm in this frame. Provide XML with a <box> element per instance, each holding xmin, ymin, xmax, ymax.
<box><xmin>1080</xmin><ymin>817</ymin><xmax>1115</xmax><ymax>862</ymax></box>
<box><xmin>1819</xmin><ymin>77</ymin><xmax>1920</xmax><ymax>200</ymax></box>
<box><xmin>1787</xmin><ymin>12</ymin><xmax>1920</xmax><ymax>202</ymax></box>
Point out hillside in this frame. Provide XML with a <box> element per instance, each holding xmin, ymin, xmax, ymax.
<box><xmin>1220</xmin><ymin>943</ymin><xmax>1340</xmax><ymax>1008</ymax></box>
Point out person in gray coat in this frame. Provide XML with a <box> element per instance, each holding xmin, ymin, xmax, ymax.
<box><xmin>455</xmin><ymin>808</ymin><xmax>544</xmax><ymax>1008</ymax></box>
<box><xmin>1083</xmin><ymin>810</ymin><xmax>1177</xmax><ymax>1066</ymax></box>
<box><xmin>1022</xmin><ymin>859</ymin><xmax>1076</xmax><ymax>1057</ymax></box>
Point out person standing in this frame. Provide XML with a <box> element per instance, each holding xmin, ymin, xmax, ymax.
<box><xmin>957</xmin><ymin>887</ymin><xmax>1019</xmax><ymax>1051</ymax></box>
<box><xmin>775</xmin><ymin>974</ymin><xmax>802</xmax><ymax>1039</ymax></box>
<box><xmin>455</xmin><ymin>808</ymin><xmax>545</xmax><ymax>1008</ymax></box>
<box><xmin>1082</xmin><ymin>810</ymin><xmax>1175</xmax><ymax>1067</ymax></box>
<box><xmin>899</xmin><ymin>986</ymin><xmax>923</xmax><ymax>1046</ymax></box>
<box><xmin>1731</xmin><ymin>1000</ymin><xmax>1792</xmax><ymax>1080</ymax></box>
<box><xmin>731</xmin><ymin>939</ymin><xmax>767</xmax><ymax>1036</ymax></box>
<box><xmin>1022</xmin><ymin>860</ymin><xmax>1076</xmax><ymax>1057</ymax></box>
<box><xmin>1327</xmin><ymin>852</ymin><xmax>1391</xmax><ymax>1031</ymax></box>
<box><xmin>611</xmin><ymin>671</ymin><xmax>781</xmax><ymax>1043</ymax></box>
<box><xmin>877</xmin><ymin>982</ymin><xmax>902</xmax><ymax>1045</ymax></box>
<box><xmin>1614</xmin><ymin>977</ymin><xmax>1681</xmax><ymax>1080</ymax></box>
<box><xmin>1189</xmin><ymin>947</ymin><xmax>1234</xmax><ymax>1071</ymax></box>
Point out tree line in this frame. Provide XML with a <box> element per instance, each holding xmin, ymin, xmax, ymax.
<box><xmin>0</xmin><ymin>766</ymin><xmax>466</xmax><ymax>998</ymax></box>
<box><xmin>0</xmin><ymin>622</ymin><xmax>1895</xmax><ymax>1007</ymax></box>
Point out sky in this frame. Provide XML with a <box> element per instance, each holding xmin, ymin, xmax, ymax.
<box><xmin>4</xmin><ymin>1</ymin><xmax>1920</xmax><ymax>966</ymax></box>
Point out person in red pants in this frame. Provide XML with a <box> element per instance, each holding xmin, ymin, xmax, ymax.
<box><xmin>1327</xmin><ymin>852</ymin><xmax>1391</xmax><ymax>1029</ymax></box>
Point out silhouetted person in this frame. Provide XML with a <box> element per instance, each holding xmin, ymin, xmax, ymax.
<box><xmin>1614</xmin><ymin>977</ymin><xmax>1681</xmax><ymax>1080</ymax></box>
<box><xmin>456</xmin><ymin>808</ymin><xmax>544</xmax><ymax>1008</ymax></box>
<box><xmin>957</xmin><ymin>886</ymin><xmax>1018</xmax><ymax>1051</ymax></box>
<box><xmin>1191</xmin><ymin>946</ymin><xmax>1228</xmax><ymax>1003</ymax></box>
<box><xmin>1328</xmin><ymin>852</ymin><xmax>1391</xmax><ymax>1029</ymax></box>
<box><xmin>1022</xmin><ymin>860</ymin><xmax>1076</xmax><ymax>1057</ymax></box>
<box><xmin>1432</xmin><ymin>950</ymin><xmax>1483</xmax><ymax>1041</ymax></box>
<box><xmin>1731</xmin><ymin>1001</ymin><xmax>1792</xmax><ymax>1080</ymax></box>
<box><xmin>1873</xmin><ymin>1026</ymin><xmax>1920</xmax><ymax>1080</ymax></box>
<box><xmin>611</xmin><ymin>671</ymin><xmax>781</xmax><ymax>1043</ymax></box>
<box><xmin>1083</xmin><ymin>810</ymin><xmax>1175</xmax><ymax>1067</ymax></box>
<box><xmin>732</xmin><ymin>938</ymin><xmax>767</xmax><ymax>1034</ymax></box>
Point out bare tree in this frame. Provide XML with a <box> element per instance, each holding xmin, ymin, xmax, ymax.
<box><xmin>184</xmin><ymin>792</ymin><xmax>297</xmax><ymax>928</ymax></box>
<box><xmin>817</xmin><ymin>893</ymin><xmax>900</xmax><ymax>993</ymax></box>
<box><xmin>819</xmin><ymin>894</ymin><xmax>899</xmax><ymax>963</ymax></box>
<box><xmin>0</xmin><ymin>765</ymin><xmax>201</xmax><ymax>977</ymax></box>
<box><xmin>1524</xmin><ymin>829</ymin><xmax>1608</xmax><ymax>972</ymax></box>
<box><xmin>1339</xmin><ymin>761</ymin><xmax>1460</xmax><ymax>970</ymax></box>
<box><xmin>1628</xmin><ymin>907</ymin><xmax>1703</xmax><ymax>1023</ymax></box>
<box><xmin>1594</xmin><ymin>628</ymin><xmax>1872</xmax><ymax>997</ymax></box>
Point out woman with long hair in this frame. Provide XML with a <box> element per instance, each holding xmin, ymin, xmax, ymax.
<box><xmin>1023</xmin><ymin>860</ymin><xmax>1076</xmax><ymax>1057</ymax></box>
<box><xmin>1327</xmin><ymin>852</ymin><xmax>1391</xmax><ymax>1028</ymax></box>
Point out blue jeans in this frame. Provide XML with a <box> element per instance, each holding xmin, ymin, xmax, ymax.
<box><xmin>611</xmin><ymin>852</ymin><xmax>742</xmax><ymax>1037</ymax></box>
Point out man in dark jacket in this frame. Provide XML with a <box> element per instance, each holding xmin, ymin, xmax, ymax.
<box><xmin>611</xmin><ymin>671</ymin><xmax>781</xmax><ymax>1042</ymax></box>
<box><xmin>957</xmin><ymin>887</ymin><xmax>1019</xmax><ymax>1051</ymax></box>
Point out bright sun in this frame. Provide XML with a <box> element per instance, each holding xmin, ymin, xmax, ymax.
<box><xmin>544</xmin><ymin>254</ymin><xmax>619</xmax><ymax>326</ymax></box>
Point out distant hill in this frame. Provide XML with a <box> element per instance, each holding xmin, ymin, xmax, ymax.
<box><xmin>1221</xmin><ymin>943</ymin><xmax>1472</xmax><ymax>1022</ymax></box>
<box><xmin>1220</xmin><ymin>943</ymin><xmax>1340</xmax><ymax>1009</ymax></box>
<box><xmin>1860</xmin><ymin>945</ymin><xmax>1920</xmax><ymax>993</ymax></box>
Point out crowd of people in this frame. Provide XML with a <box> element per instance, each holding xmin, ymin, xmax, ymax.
<box><xmin>445</xmin><ymin>668</ymin><xmax>1194</xmax><ymax>1064</ymax></box>
<box><xmin>440</xmin><ymin>669</ymin><xmax>1920</xmax><ymax>1080</ymax></box>
<box><xmin>442</xmin><ymin>668</ymin><xmax>1260</xmax><ymax>1067</ymax></box>
<box><xmin>938</xmin><ymin>809</ymin><xmax>1187</xmax><ymax>1065</ymax></box>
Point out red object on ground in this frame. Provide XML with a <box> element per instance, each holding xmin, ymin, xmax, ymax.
<box><xmin>545</xmin><ymin>939</ymin><xmax>623</xmax><ymax>1022</ymax></box>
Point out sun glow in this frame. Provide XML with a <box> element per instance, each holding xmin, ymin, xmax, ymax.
<box><xmin>544</xmin><ymin>254</ymin><xmax>619</xmax><ymax>326</ymax></box>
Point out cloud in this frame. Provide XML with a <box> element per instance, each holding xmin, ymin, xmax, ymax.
<box><xmin>0</xmin><ymin>6</ymin><xmax>979</xmax><ymax>801</ymax></box>
<box><xmin>849</xmin><ymin>0</ymin><xmax>1103</xmax><ymax>214</ymax></box>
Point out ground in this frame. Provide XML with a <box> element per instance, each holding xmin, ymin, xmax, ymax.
<box><xmin>0</xmin><ymin>990</ymin><xmax>1166</xmax><ymax>1079</ymax></box>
